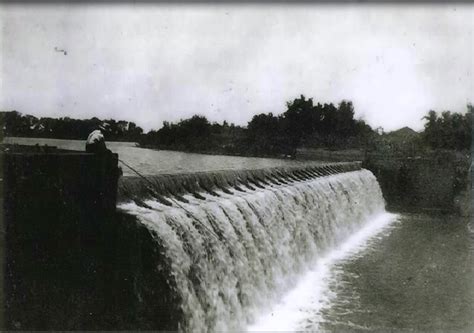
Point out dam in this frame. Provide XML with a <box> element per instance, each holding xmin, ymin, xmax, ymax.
<box><xmin>2</xmin><ymin>138</ymin><xmax>472</xmax><ymax>331</ymax></box>
<box><xmin>117</xmin><ymin>165</ymin><xmax>391</xmax><ymax>331</ymax></box>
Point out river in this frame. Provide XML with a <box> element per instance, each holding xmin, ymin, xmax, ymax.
<box><xmin>249</xmin><ymin>213</ymin><xmax>474</xmax><ymax>332</ymax></box>
<box><xmin>318</xmin><ymin>213</ymin><xmax>474</xmax><ymax>332</ymax></box>
<box><xmin>2</xmin><ymin>137</ymin><xmax>311</xmax><ymax>176</ymax></box>
<box><xmin>3</xmin><ymin>137</ymin><xmax>473</xmax><ymax>331</ymax></box>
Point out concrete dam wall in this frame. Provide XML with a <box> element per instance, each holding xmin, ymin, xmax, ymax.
<box><xmin>4</xmin><ymin>155</ymin><xmax>380</xmax><ymax>330</ymax></box>
<box><xmin>117</xmin><ymin>161</ymin><xmax>362</xmax><ymax>204</ymax></box>
<box><xmin>2</xmin><ymin>147</ymin><xmax>120</xmax><ymax>330</ymax></box>
<box><xmin>114</xmin><ymin>161</ymin><xmax>389</xmax><ymax>331</ymax></box>
<box><xmin>363</xmin><ymin>152</ymin><xmax>470</xmax><ymax>214</ymax></box>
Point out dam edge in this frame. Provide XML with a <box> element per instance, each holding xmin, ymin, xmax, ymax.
<box><xmin>117</xmin><ymin>161</ymin><xmax>362</xmax><ymax>204</ymax></box>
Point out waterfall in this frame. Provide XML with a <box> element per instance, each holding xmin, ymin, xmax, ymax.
<box><xmin>118</xmin><ymin>169</ymin><xmax>386</xmax><ymax>331</ymax></box>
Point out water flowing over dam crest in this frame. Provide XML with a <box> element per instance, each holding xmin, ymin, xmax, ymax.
<box><xmin>117</xmin><ymin>162</ymin><xmax>391</xmax><ymax>331</ymax></box>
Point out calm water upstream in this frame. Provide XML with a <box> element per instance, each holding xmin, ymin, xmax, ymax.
<box><xmin>4</xmin><ymin>137</ymin><xmax>473</xmax><ymax>331</ymax></box>
<box><xmin>2</xmin><ymin>137</ymin><xmax>312</xmax><ymax>176</ymax></box>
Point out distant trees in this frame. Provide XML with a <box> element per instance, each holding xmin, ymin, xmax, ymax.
<box><xmin>369</xmin><ymin>105</ymin><xmax>472</xmax><ymax>156</ymax></box>
<box><xmin>0</xmin><ymin>111</ymin><xmax>144</xmax><ymax>142</ymax></box>
<box><xmin>140</xmin><ymin>115</ymin><xmax>211</xmax><ymax>150</ymax></box>
<box><xmin>139</xmin><ymin>115</ymin><xmax>247</xmax><ymax>153</ymax></box>
<box><xmin>2</xmin><ymin>99</ymin><xmax>471</xmax><ymax>157</ymax></box>
<box><xmin>0</xmin><ymin>96</ymin><xmax>377</xmax><ymax>157</ymax></box>
<box><xmin>245</xmin><ymin>95</ymin><xmax>375</xmax><ymax>156</ymax></box>
<box><xmin>246</xmin><ymin>113</ymin><xmax>285</xmax><ymax>155</ymax></box>
<box><xmin>422</xmin><ymin>105</ymin><xmax>472</xmax><ymax>151</ymax></box>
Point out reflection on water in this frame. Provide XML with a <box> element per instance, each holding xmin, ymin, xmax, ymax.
<box><xmin>2</xmin><ymin>137</ymin><xmax>313</xmax><ymax>176</ymax></box>
<box><xmin>319</xmin><ymin>214</ymin><xmax>474</xmax><ymax>332</ymax></box>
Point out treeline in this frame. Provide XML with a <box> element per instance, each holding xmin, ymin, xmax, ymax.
<box><xmin>139</xmin><ymin>95</ymin><xmax>375</xmax><ymax>157</ymax></box>
<box><xmin>139</xmin><ymin>96</ymin><xmax>472</xmax><ymax>156</ymax></box>
<box><xmin>364</xmin><ymin>105</ymin><xmax>472</xmax><ymax>157</ymax></box>
<box><xmin>422</xmin><ymin>108</ymin><xmax>472</xmax><ymax>151</ymax></box>
<box><xmin>139</xmin><ymin>116</ymin><xmax>247</xmax><ymax>154</ymax></box>
<box><xmin>0</xmin><ymin>111</ymin><xmax>144</xmax><ymax>142</ymax></box>
<box><xmin>1</xmin><ymin>97</ymin><xmax>471</xmax><ymax>157</ymax></box>
<box><xmin>245</xmin><ymin>97</ymin><xmax>374</xmax><ymax>155</ymax></box>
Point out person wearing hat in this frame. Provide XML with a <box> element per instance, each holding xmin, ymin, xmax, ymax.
<box><xmin>85</xmin><ymin>124</ymin><xmax>110</xmax><ymax>154</ymax></box>
<box><xmin>84</xmin><ymin>124</ymin><xmax>122</xmax><ymax>219</ymax></box>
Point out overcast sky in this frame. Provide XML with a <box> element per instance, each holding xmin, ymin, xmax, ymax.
<box><xmin>1</xmin><ymin>4</ymin><xmax>473</xmax><ymax>132</ymax></box>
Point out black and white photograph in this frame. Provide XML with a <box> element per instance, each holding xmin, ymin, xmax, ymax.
<box><xmin>0</xmin><ymin>2</ymin><xmax>473</xmax><ymax>331</ymax></box>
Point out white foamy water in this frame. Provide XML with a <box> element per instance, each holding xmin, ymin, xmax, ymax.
<box><xmin>247</xmin><ymin>212</ymin><xmax>398</xmax><ymax>331</ymax></box>
<box><xmin>118</xmin><ymin>170</ymin><xmax>388</xmax><ymax>331</ymax></box>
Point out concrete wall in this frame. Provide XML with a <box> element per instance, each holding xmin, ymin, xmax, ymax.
<box><xmin>296</xmin><ymin>147</ymin><xmax>470</xmax><ymax>214</ymax></box>
<box><xmin>363</xmin><ymin>152</ymin><xmax>470</xmax><ymax>214</ymax></box>
<box><xmin>2</xmin><ymin>150</ymin><xmax>119</xmax><ymax>330</ymax></box>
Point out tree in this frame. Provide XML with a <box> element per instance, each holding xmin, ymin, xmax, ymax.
<box><xmin>422</xmin><ymin>106</ymin><xmax>471</xmax><ymax>151</ymax></box>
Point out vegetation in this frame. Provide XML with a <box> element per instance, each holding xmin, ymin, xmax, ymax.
<box><xmin>138</xmin><ymin>95</ymin><xmax>375</xmax><ymax>157</ymax></box>
<box><xmin>0</xmin><ymin>111</ymin><xmax>144</xmax><ymax>142</ymax></box>
<box><xmin>1</xmin><ymin>99</ymin><xmax>471</xmax><ymax>157</ymax></box>
<box><xmin>351</xmin><ymin>105</ymin><xmax>472</xmax><ymax>157</ymax></box>
<box><xmin>139</xmin><ymin>116</ymin><xmax>247</xmax><ymax>154</ymax></box>
<box><xmin>421</xmin><ymin>105</ymin><xmax>472</xmax><ymax>151</ymax></box>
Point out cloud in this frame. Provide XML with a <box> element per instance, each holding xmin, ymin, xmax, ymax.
<box><xmin>1</xmin><ymin>4</ymin><xmax>472</xmax><ymax>132</ymax></box>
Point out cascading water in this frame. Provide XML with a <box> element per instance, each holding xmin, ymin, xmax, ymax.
<box><xmin>118</xmin><ymin>169</ymin><xmax>388</xmax><ymax>331</ymax></box>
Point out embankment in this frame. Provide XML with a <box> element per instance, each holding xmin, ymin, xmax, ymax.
<box><xmin>296</xmin><ymin>148</ymin><xmax>471</xmax><ymax>215</ymax></box>
<box><xmin>363</xmin><ymin>151</ymin><xmax>470</xmax><ymax>215</ymax></box>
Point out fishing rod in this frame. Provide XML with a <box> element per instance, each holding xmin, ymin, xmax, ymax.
<box><xmin>118</xmin><ymin>158</ymin><xmax>157</xmax><ymax>188</ymax></box>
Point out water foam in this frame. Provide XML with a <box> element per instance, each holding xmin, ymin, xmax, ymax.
<box><xmin>247</xmin><ymin>212</ymin><xmax>398</xmax><ymax>331</ymax></box>
<box><xmin>118</xmin><ymin>169</ymin><xmax>388</xmax><ymax>331</ymax></box>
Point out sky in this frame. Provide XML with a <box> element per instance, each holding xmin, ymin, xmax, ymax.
<box><xmin>1</xmin><ymin>3</ymin><xmax>473</xmax><ymax>132</ymax></box>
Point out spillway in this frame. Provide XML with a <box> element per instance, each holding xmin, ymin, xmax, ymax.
<box><xmin>117</xmin><ymin>162</ymin><xmax>388</xmax><ymax>331</ymax></box>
